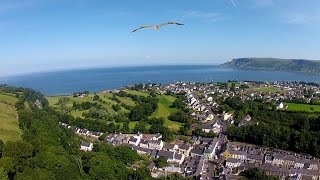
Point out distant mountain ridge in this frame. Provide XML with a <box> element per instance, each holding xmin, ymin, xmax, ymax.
<box><xmin>222</xmin><ymin>58</ymin><xmax>320</xmax><ymax>75</ymax></box>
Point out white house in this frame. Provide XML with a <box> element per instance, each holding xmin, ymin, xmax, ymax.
<box><xmin>223</xmin><ymin>113</ymin><xmax>233</xmax><ymax>121</ymax></box>
<box><xmin>148</xmin><ymin>140</ymin><xmax>163</xmax><ymax>150</ymax></box>
<box><xmin>277</xmin><ymin>102</ymin><xmax>284</xmax><ymax>109</ymax></box>
<box><xmin>80</xmin><ymin>142</ymin><xmax>93</xmax><ymax>151</ymax></box>
<box><xmin>226</xmin><ymin>158</ymin><xmax>241</xmax><ymax>169</ymax></box>
<box><xmin>202</xmin><ymin>122</ymin><xmax>221</xmax><ymax>134</ymax></box>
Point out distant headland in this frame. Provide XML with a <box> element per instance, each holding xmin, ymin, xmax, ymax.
<box><xmin>221</xmin><ymin>58</ymin><xmax>320</xmax><ymax>75</ymax></box>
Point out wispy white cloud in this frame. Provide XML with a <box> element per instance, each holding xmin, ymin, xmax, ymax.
<box><xmin>282</xmin><ymin>12</ymin><xmax>320</xmax><ymax>25</ymax></box>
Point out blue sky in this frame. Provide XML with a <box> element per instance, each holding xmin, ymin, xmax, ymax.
<box><xmin>0</xmin><ymin>0</ymin><xmax>320</xmax><ymax>76</ymax></box>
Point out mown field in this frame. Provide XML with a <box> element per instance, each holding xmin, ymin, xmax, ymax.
<box><xmin>0</xmin><ymin>93</ymin><xmax>22</xmax><ymax>142</ymax></box>
<box><xmin>252</xmin><ymin>86</ymin><xmax>286</xmax><ymax>94</ymax></box>
<box><xmin>284</xmin><ymin>102</ymin><xmax>320</xmax><ymax>112</ymax></box>
<box><xmin>150</xmin><ymin>95</ymin><xmax>182</xmax><ymax>131</ymax></box>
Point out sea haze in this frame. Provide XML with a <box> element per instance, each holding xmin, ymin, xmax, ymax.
<box><xmin>0</xmin><ymin>65</ymin><xmax>319</xmax><ymax>96</ymax></box>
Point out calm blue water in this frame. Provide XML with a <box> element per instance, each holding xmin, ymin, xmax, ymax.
<box><xmin>0</xmin><ymin>65</ymin><xmax>319</xmax><ymax>96</ymax></box>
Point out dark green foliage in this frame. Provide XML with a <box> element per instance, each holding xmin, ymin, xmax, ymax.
<box><xmin>133</xmin><ymin>121</ymin><xmax>149</xmax><ymax>133</ymax></box>
<box><xmin>0</xmin><ymin>86</ymin><xmax>152</xmax><ymax>179</ymax></box>
<box><xmin>172</xmin><ymin>97</ymin><xmax>186</xmax><ymax>111</ymax></box>
<box><xmin>112</xmin><ymin>104</ymin><xmax>122</xmax><ymax>112</ymax></box>
<box><xmin>128</xmin><ymin>167</ymin><xmax>153</xmax><ymax>180</ymax></box>
<box><xmin>93</xmin><ymin>95</ymin><xmax>100</xmax><ymax>101</ymax></box>
<box><xmin>228</xmin><ymin>109</ymin><xmax>320</xmax><ymax>158</ymax></box>
<box><xmin>160</xmin><ymin>173</ymin><xmax>191</xmax><ymax>180</ymax></box>
<box><xmin>240</xmin><ymin>167</ymin><xmax>279</xmax><ymax>180</ymax></box>
<box><xmin>0</xmin><ymin>141</ymin><xmax>3</xmax><ymax>158</ymax></box>
<box><xmin>129</xmin><ymin>96</ymin><xmax>158</xmax><ymax>121</ymax></box>
<box><xmin>168</xmin><ymin>110</ymin><xmax>190</xmax><ymax>123</ymax></box>
<box><xmin>132</xmin><ymin>83</ymin><xmax>144</xmax><ymax>90</ymax></box>
<box><xmin>122</xmin><ymin>120</ymin><xmax>130</xmax><ymax>133</ymax></box>
<box><xmin>154</xmin><ymin>156</ymin><xmax>168</xmax><ymax>168</ymax></box>
<box><xmin>149</xmin><ymin>118</ymin><xmax>175</xmax><ymax>142</ymax></box>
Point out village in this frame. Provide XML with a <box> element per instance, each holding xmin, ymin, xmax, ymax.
<box><xmin>60</xmin><ymin>81</ymin><xmax>320</xmax><ymax>180</ymax></box>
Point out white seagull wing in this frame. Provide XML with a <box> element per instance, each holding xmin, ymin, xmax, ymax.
<box><xmin>132</xmin><ymin>25</ymin><xmax>154</xmax><ymax>33</ymax></box>
<box><xmin>159</xmin><ymin>22</ymin><xmax>184</xmax><ymax>26</ymax></box>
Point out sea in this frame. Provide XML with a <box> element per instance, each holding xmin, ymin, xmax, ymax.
<box><xmin>0</xmin><ymin>65</ymin><xmax>319</xmax><ymax>96</ymax></box>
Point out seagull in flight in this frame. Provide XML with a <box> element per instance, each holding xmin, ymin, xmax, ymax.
<box><xmin>132</xmin><ymin>22</ymin><xmax>184</xmax><ymax>33</ymax></box>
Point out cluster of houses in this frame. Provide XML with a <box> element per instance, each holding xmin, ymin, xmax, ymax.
<box><xmin>59</xmin><ymin>81</ymin><xmax>320</xmax><ymax>179</ymax></box>
<box><xmin>105</xmin><ymin>132</ymin><xmax>220</xmax><ymax>177</ymax></box>
<box><xmin>223</xmin><ymin>142</ymin><xmax>320</xmax><ymax>179</ymax></box>
<box><xmin>59</xmin><ymin>122</ymin><xmax>103</xmax><ymax>139</ymax></box>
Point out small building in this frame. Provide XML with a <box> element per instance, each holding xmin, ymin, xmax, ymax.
<box><xmin>80</xmin><ymin>142</ymin><xmax>93</xmax><ymax>151</ymax></box>
<box><xmin>225</xmin><ymin>158</ymin><xmax>241</xmax><ymax>169</ymax></box>
<box><xmin>202</xmin><ymin>122</ymin><xmax>221</xmax><ymax>134</ymax></box>
<box><xmin>148</xmin><ymin>140</ymin><xmax>163</xmax><ymax>150</ymax></box>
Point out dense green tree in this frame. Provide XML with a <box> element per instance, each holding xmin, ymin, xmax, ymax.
<box><xmin>0</xmin><ymin>141</ymin><xmax>3</xmax><ymax>158</ymax></box>
<box><xmin>128</xmin><ymin>167</ymin><xmax>152</xmax><ymax>180</ymax></box>
<box><xmin>93</xmin><ymin>95</ymin><xmax>100</xmax><ymax>101</ymax></box>
<box><xmin>133</xmin><ymin>121</ymin><xmax>149</xmax><ymax>133</ymax></box>
<box><xmin>0</xmin><ymin>167</ymin><xmax>8</xmax><ymax>180</ymax></box>
<box><xmin>240</xmin><ymin>168</ymin><xmax>279</xmax><ymax>180</ymax></box>
<box><xmin>122</xmin><ymin>120</ymin><xmax>130</xmax><ymax>133</ymax></box>
<box><xmin>154</xmin><ymin>156</ymin><xmax>168</xmax><ymax>168</ymax></box>
<box><xmin>112</xmin><ymin>104</ymin><xmax>122</xmax><ymax>112</ymax></box>
<box><xmin>168</xmin><ymin>110</ymin><xmax>190</xmax><ymax>123</ymax></box>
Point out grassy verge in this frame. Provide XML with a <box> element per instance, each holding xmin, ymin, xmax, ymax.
<box><xmin>284</xmin><ymin>103</ymin><xmax>320</xmax><ymax>112</ymax></box>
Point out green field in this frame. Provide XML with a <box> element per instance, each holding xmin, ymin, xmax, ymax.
<box><xmin>150</xmin><ymin>95</ymin><xmax>182</xmax><ymax>131</ymax></box>
<box><xmin>284</xmin><ymin>103</ymin><xmax>320</xmax><ymax>112</ymax></box>
<box><xmin>0</xmin><ymin>93</ymin><xmax>22</xmax><ymax>142</ymax></box>
<box><xmin>47</xmin><ymin>93</ymin><xmax>128</xmax><ymax>115</ymax></box>
<box><xmin>252</xmin><ymin>86</ymin><xmax>286</xmax><ymax>94</ymax></box>
<box><xmin>125</xmin><ymin>90</ymin><xmax>149</xmax><ymax>97</ymax></box>
<box><xmin>47</xmin><ymin>91</ymin><xmax>183</xmax><ymax>131</ymax></box>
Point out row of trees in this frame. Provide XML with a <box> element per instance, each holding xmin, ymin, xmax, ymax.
<box><xmin>228</xmin><ymin>108</ymin><xmax>320</xmax><ymax>158</ymax></box>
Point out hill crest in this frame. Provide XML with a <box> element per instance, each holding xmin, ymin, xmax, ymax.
<box><xmin>222</xmin><ymin>58</ymin><xmax>320</xmax><ymax>75</ymax></box>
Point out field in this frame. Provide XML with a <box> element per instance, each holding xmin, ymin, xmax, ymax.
<box><xmin>47</xmin><ymin>93</ymin><xmax>131</xmax><ymax>118</ymax></box>
<box><xmin>47</xmin><ymin>91</ymin><xmax>183</xmax><ymax>131</ymax></box>
<box><xmin>252</xmin><ymin>86</ymin><xmax>286</xmax><ymax>94</ymax></box>
<box><xmin>284</xmin><ymin>103</ymin><xmax>320</xmax><ymax>112</ymax></box>
<box><xmin>150</xmin><ymin>95</ymin><xmax>182</xmax><ymax>131</ymax></box>
<box><xmin>125</xmin><ymin>90</ymin><xmax>149</xmax><ymax>97</ymax></box>
<box><xmin>0</xmin><ymin>93</ymin><xmax>22</xmax><ymax>142</ymax></box>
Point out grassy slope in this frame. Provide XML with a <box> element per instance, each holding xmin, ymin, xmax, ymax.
<box><xmin>0</xmin><ymin>93</ymin><xmax>22</xmax><ymax>142</ymax></box>
<box><xmin>125</xmin><ymin>90</ymin><xmax>149</xmax><ymax>97</ymax></box>
<box><xmin>252</xmin><ymin>87</ymin><xmax>286</xmax><ymax>94</ymax></box>
<box><xmin>150</xmin><ymin>95</ymin><xmax>182</xmax><ymax>131</ymax></box>
<box><xmin>284</xmin><ymin>103</ymin><xmax>320</xmax><ymax>112</ymax></box>
<box><xmin>47</xmin><ymin>91</ymin><xmax>182</xmax><ymax>131</ymax></box>
<box><xmin>47</xmin><ymin>94</ymin><xmax>121</xmax><ymax>118</ymax></box>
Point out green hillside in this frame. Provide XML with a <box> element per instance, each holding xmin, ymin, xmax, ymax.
<box><xmin>222</xmin><ymin>58</ymin><xmax>320</xmax><ymax>75</ymax></box>
<box><xmin>47</xmin><ymin>91</ymin><xmax>182</xmax><ymax>131</ymax></box>
<box><xmin>0</xmin><ymin>93</ymin><xmax>22</xmax><ymax>142</ymax></box>
<box><xmin>150</xmin><ymin>95</ymin><xmax>182</xmax><ymax>131</ymax></box>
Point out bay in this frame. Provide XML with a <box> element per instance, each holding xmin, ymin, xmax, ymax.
<box><xmin>0</xmin><ymin>65</ymin><xmax>319</xmax><ymax>96</ymax></box>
